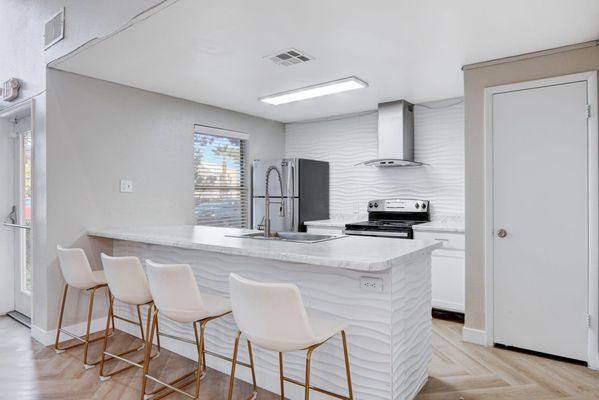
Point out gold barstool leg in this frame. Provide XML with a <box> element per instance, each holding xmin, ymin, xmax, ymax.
<box><xmin>276</xmin><ymin>333</ymin><xmax>353</xmax><ymax>400</ymax></box>
<box><xmin>228</xmin><ymin>330</ymin><xmax>258</xmax><ymax>400</ymax></box>
<box><xmin>98</xmin><ymin>296</ymin><xmax>156</xmax><ymax>381</ymax></box>
<box><xmin>140</xmin><ymin>304</ymin><xmax>156</xmax><ymax>400</ymax></box>
<box><xmin>82</xmin><ymin>286</ymin><xmax>98</xmax><ymax>368</ymax></box>
<box><xmin>54</xmin><ymin>284</ymin><xmax>113</xmax><ymax>368</ymax></box>
<box><xmin>341</xmin><ymin>330</ymin><xmax>353</xmax><ymax>400</ymax></box>
<box><xmin>304</xmin><ymin>346</ymin><xmax>317</xmax><ymax>400</ymax></box>
<box><xmin>279</xmin><ymin>352</ymin><xmax>285</xmax><ymax>400</ymax></box>
<box><xmin>247</xmin><ymin>340</ymin><xmax>258</xmax><ymax>398</ymax></box>
<box><xmin>192</xmin><ymin>321</ymin><xmax>205</xmax><ymax>399</ymax></box>
<box><xmin>228</xmin><ymin>330</ymin><xmax>242</xmax><ymax>400</ymax></box>
<box><xmin>139</xmin><ymin>306</ymin><xmax>198</xmax><ymax>400</ymax></box>
<box><xmin>98</xmin><ymin>294</ymin><xmax>115</xmax><ymax>378</ymax></box>
<box><xmin>54</xmin><ymin>284</ymin><xmax>69</xmax><ymax>353</ymax></box>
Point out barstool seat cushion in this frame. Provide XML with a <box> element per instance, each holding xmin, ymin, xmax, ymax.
<box><xmin>101</xmin><ymin>254</ymin><xmax>153</xmax><ymax>305</ymax></box>
<box><xmin>57</xmin><ymin>245</ymin><xmax>107</xmax><ymax>290</ymax></box>
<box><xmin>160</xmin><ymin>294</ymin><xmax>231</xmax><ymax>323</ymax></box>
<box><xmin>92</xmin><ymin>270</ymin><xmax>107</xmax><ymax>286</ymax></box>
<box><xmin>249</xmin><ymin>316</ymin><xmax>345</xmax><ymax>352</ymax></box>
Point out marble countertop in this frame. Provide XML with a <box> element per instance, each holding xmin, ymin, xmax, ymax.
<box><xmin>87</xmin><ymin>225</ymin><xmax>441</xmax><ymax>272</ymax></box>
<box><xmin>412</xmin><ymin>215</ymin><xmax>465</xmax><ymax>233</ymax></box>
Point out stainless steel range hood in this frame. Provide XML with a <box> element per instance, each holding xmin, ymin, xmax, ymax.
<box><xmin>357</xmin><ymin>100</ymin><xmax>423</xmax><ymax>167</ymax></box>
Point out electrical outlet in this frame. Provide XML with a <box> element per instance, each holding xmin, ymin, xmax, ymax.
<box><xmin>120</xmin><ymin>179</ymin><xmax>133</xmax><ymax>193</ymax></box>
<box><xmin>360</xmin><ymin>276</ymin><xmax>383</xmax><ymax>292</ymax></box>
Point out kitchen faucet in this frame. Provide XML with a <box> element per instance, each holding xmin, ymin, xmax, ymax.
<box><xmin>264</xmin><ymin>165</ymin><xmax>285</xmax><ymax>237</ymax></box>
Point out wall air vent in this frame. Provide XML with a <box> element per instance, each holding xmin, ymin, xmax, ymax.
<box><xmin>264</xmin><ymin>48</ymin><xmax>313</xmax><ymax>67</ymax></box>
<box><xmin>44</xmin><ymin>8</ymin><xmax>65</xmax><ymax>50</ymax></box>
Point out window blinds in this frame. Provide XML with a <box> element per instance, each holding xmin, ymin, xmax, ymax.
<box><xmin>193</xmin><ymin>127</ymin><xmax>248</xmax><ymax>228</ymax></box>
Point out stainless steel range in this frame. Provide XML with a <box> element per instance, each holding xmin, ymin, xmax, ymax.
<box><xmin>344</xmin><ymin>199</ymin><xmax>429</xmax><ymax>239</ymax></box>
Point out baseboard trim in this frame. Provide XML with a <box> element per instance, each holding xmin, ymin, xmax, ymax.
<box><xmin>31</xmin><ymin>317</ymin><xmax>107</xmax><ymax>347</ymax></box>
<box><xmin>432</xmin><ymin>300</ymin><xmax>465</xmax><ymax>313</ymax></box>
<box><xmin>462</xmin><ymin>327</ymin><xmax>488</xmax><ymax>346</ymax></box>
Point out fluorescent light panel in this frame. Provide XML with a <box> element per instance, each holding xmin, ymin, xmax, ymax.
<box><xmin>260</xmin><ymin>76</ymin><xmax>368</xmax><ymax>105</ymax></box>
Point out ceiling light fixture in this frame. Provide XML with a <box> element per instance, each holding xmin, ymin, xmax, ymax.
<box><xmin>259</xmin><ymin>76</ymin><xmax>368</xmax><ymax>105</ymax></box>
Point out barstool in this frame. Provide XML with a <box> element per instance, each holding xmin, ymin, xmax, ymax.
<box><xmin>141</xmin><ymin>260</ymin><xmax>257</xmax><ymax>400</ymax></box>
<box><xmin>228</xmin><ymin>273</ymin><xmax>353</xmax><ymax>400</ymax></box>
<box><xmin>98</xmin><ymin>254</ymin><xmax>161</xmax><ymax>385</ymax></box>
<box><xmin>55</xmin><ymin>245</ymin><xmax>115</xmax><ymax>369</ymax></box>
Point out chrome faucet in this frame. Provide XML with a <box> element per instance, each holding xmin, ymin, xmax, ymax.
<box><xmin>264</xmin><ymin>166</ymin><xmax>285</xmax><ymax>237</ymax></box>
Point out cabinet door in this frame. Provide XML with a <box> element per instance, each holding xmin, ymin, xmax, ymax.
<box><xmin>431</xmin><ymin>252</ymin><xmax>465</xmax><ymax>312</ymax></box>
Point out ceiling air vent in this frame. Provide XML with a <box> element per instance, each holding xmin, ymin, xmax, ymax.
<box><xmin>264</xmin><ymin>48</ymin><xmax>313</xmax><ymax>67</ymax></box>
<box><xmin>44</xmin><ymin>8</ymin><xmax>65</xmax><ymax>50</ymax></box>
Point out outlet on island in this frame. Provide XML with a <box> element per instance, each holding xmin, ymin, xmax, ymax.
<box><xmin>120</xmin><ymin>179</ymin><xmax>133</xmax><ymax>193</ymax></box>
<box><xmin>360</xmin><ymin>276</ymin><xmax>383</xmax><ymax>292</ymax></box>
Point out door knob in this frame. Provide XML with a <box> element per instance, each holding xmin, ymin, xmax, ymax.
<box><xmin>497</xmin><ymin>229</ymin><xmax>507</xmax><ymax>238</ymax></box>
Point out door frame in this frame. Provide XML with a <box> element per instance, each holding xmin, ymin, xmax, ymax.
<box><xmin>483</xmin><ymin>71</ymin><xmax>598</xmax><ymax>368</ymax></box>
<box><xmin>0</xmin><ymin>98</ymin><xmax>34</xmax><ymax>318</ymax></box>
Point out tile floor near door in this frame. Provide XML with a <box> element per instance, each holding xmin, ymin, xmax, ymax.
<box><xmin>1</xmin><ymin>316</ymin><xmax>599</xmax><ymax>399</ymax></box>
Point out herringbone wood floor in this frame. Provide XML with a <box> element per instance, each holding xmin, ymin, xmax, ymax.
<box><xmin>1</xmin><ymin>316</ymin><xmax>599</xmax><ymax>399</ymax></box>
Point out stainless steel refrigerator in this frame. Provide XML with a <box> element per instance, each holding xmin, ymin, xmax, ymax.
<box><xmin>252</xmin><ymin>158</ymin><xmax>329</xmax><ymax>232</ymax></box>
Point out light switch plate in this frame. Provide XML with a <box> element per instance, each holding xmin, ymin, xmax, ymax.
<box><xmin>120</xmin><ymin>179</ymin><xmax>133</xmax><ymax>193</ymax></box>
<box><xmin>360</xmin><ymin>276</ymin><xmax>383</xmax><ymax>292</ymax></box>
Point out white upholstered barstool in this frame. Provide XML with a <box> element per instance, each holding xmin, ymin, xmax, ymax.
<box><xmin>228</xmin><ymin>273</ymin><xmax>353</xmax><ymax>400</ymax></box>
<box><xmin>55</xmin><ymin>245</ymin><xmax>114</xmax><ymax>369</ymax></box>
<box><xmin>141</xmin><ymin>260</ymin><xmax>257</xmax><ymax>400</ymax></box>
<box><xmin>98</xmin><ymin>254</ymin><xmax>161</xmax><ymax>386</ymax></box>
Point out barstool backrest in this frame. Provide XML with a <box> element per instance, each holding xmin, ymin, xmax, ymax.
<box><xmin>145</xmin><ymin>260</ymin><xmax>205</xmax><ymax>321</ymax></box>
<box><xmin>56</xmin><ymin>245</ymin><xmax>97</xmax><ymax>289</ymax></box>
<box><xmin>101</xmin><ymin>254</ymin><xmax>152</xmax><ymax>305</ymax></box>
<box><xmin>229</xmin><ymin>273</ymin><xmax>314</xmax><ymax>351</ymax></box>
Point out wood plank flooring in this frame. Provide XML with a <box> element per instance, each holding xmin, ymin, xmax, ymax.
<box><xmin>1</xmin><ymin>316</ymin><xmax>598</xmax><ymax>399</ymax></box>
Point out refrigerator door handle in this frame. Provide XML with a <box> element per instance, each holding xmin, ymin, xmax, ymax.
<box><xmin>289</xmin><ymin>165</ymin><xmax>295</xmax><ymax>231</ymax></box>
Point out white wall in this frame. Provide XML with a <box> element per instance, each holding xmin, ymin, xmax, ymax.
<box><xmin>42</xmin><ymin>69</ymin><xmax>284</xmax><ymax>330</ymax></box>
<box><xmin>0</xmin><ymin>0</ymin><xmax>167</xmax><ymax>107</ymax></box>
<box><xmin>1</xmin><ymin>0</ymin><xmax>178</xmax><ymax>330</ymax></box>
<box><xmin>285</xmin><ymin>99</ymin><xmax>464</xmax><ymax>219</ymax></box>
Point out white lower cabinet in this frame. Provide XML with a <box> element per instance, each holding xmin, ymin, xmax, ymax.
<box><xmin>414</xmin><ymin>231</ymin><xmax>465</xmax><ymax>313</ymax></box>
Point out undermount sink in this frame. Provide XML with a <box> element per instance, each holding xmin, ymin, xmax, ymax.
<box><xmin>229</xmin><ymin>231</ymin><xmax>346</xmax><ymax>243</ymax></box>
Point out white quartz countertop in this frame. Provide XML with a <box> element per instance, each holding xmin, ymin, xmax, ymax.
<box><xmin>87</xmin><ymin>225</ymin><xmax>441</xmax><ymax>272</ymax></box>
<box><xmin>412</xmin><ymin>216</ymin><xmax>465</xmax><ymax>233</ymax></box>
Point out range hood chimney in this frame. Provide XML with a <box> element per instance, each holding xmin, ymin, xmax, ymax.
<box><xmin>357</xmin><ymin>100</ymin><xmax>423</xmax><ymax>167</ymax></box>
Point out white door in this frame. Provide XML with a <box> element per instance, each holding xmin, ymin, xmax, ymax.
<box><xmin>13</xmin><ymin>129</ymin><xmax>32</xmax><ymax>317</ymax></box>
<box><xmin>492</xmin><ymin>80</ymin><xmax>589</xmax><ymax>361</ymax></box>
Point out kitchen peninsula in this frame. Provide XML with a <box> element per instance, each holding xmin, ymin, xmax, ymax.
<box><xmin>87</xmin><ymin>225</ymin><xmax>441</xmax><ymax>400</ymax></box>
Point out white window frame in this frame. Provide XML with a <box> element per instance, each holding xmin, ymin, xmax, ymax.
<box><xmin>193</xmin><ymin>124</ymin><xmax>250</xmax><ymax>228</ymax></box>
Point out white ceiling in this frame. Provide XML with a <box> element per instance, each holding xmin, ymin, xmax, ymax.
<box><xmin>50</xmin><ymin>0</ymin><xmax>599</xmax><ymax>123</ymax></box>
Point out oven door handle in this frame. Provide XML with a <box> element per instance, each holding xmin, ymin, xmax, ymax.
<box><xmin>344</xmin><ymin>230</ymin><xmax>409</xmax><ymax>238</ymax></box>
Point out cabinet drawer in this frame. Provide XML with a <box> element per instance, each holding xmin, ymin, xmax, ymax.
<box><xmin>414</xmin><ymin>231</ymin><xmax>464</xmax><ymax>250</ymax></box>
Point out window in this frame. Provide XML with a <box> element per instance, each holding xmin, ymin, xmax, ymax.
<box><xmin>193</xmin><ymin>125</ymin><xmax>249</xmax><ymax>228</ymax></box>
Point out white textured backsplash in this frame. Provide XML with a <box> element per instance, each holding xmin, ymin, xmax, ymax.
<box><xmin>285</xmin><ymin>99</ymin><xmax>464</xmax><ymax>219</ymax></box>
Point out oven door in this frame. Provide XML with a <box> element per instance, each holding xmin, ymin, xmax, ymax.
<box><xmin>344</xmin><ymin>230</ymin><xmax>412</xmax><ymax>239</ymax></box>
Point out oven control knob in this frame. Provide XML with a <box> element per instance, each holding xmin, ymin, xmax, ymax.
<box><xmin>421</xmin><ymin>203</ymin><xmax>426</xmax><ymax>210</ymax></box>
<box><xmin>368</xmin><ymin>202</ymin><xmax>373</xmax><ymax>208</ymax></box>
<box><xmin>415</xmin><ymin>203</ymin><xmax>420</xmax><ymax>209</ymax></box>
<box><xmin>374</xmin><ymin>202</ymin><xmax>379</xmax><ymax>208</ymax></box>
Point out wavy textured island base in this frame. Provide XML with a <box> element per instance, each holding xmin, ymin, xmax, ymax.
<box><xmin>87</xmin><ymin>226</ymin><xmax>441</xmax><ymax>400</ymax></box>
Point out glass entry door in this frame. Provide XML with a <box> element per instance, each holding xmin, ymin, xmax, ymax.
<box><xmin>13</xmin><ymin>130</ymin><xmax>32</xmax><ymax>317</ymax></box>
